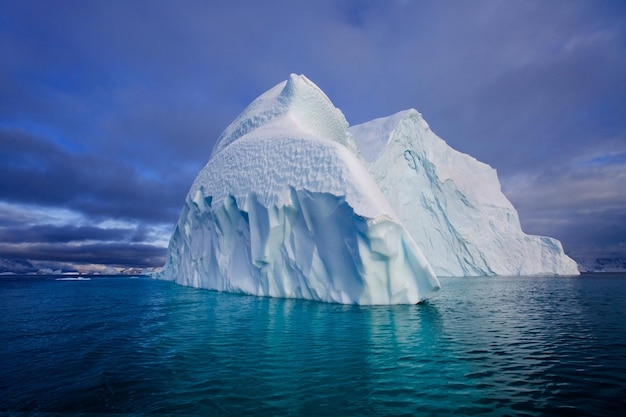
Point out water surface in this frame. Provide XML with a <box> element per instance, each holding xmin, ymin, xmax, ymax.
<box><xmin>1</xmin><ymin>274</ymin><xmax>625</xmax><ymax>415</ymax></box>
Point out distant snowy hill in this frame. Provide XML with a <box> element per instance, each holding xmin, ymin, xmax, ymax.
<box><xmin>569</xmin><ymin>250</ymin><xmax>626</xmax><ymax>273</ymax></box>
<box><xmin>159</xmin><ymin>74</ymin><xmax>580</xmax><ymax>305</ymax></box>
<box><xmin>0</xmin><ymin>258</ymin><xmax>151</xmax><ymax>276</ymax></box>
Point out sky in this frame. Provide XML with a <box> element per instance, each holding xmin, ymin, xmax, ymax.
<box><xmin>1</xmin><ymin>0</ymin><xmax>625</xmax><ymax>272</ymax></box>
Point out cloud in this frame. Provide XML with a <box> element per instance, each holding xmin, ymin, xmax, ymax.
<box><xmin>468</xmin><ymin>26</ymin><xmax>626</xmax><ymax>172</ymax></box>
<box><xmin>0</xmin><ymin>128</ymin><xmax>188</xmax><ymax>223</ymax></box>
<box><xmin>0</xmin><ymin>200</ymin><xmax>172</xmax><ymax>267</ymax></box>
<box><xmin>0</xmin><ymin>242</ymin><xmax>166</xmax><ymax>267</ymax></box>
<box><xmin>0</xmin><ymin>224</ymin><xmax>136</xmax><ymax>244</ymax></box>
<box><xmin>0</xmin><ymin>127</ymin><xmax>179</xmax><ymax>267</ymax></box>
<box><xmin>502</xmin><ymin>137</ymin><xmax>626</xmax><ymax>251</ymax></box>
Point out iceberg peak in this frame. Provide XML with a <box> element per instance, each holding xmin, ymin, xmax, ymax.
<box><xmin>349</xmin><ymin>109</ymin><xmax>432</xmax><ymax>163</ymax></box>
<box><xmin>212</xmin><ymin>74</ymin><xmax>356</xmax><ymax>156</ymax></box>
<box><xmin>281</xmin><ymin>74</ymin><xmax>355</xmax><ymax>151</ymax></box>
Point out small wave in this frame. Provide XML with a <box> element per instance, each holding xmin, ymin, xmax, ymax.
<box><xmin>55</xmin><ymin>277</ymin><xmax>92</xmax><ymax>281</ymax></box>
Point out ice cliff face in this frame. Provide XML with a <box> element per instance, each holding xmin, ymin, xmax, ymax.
<box><xmin>349</xmin><ymin>109</ymin><xmax>579</xmax><ymax>276</ymax></box>
<box><xmin>160</xmin><ymin>74</ymin><xmax>578</xmax><ymax>305</ymax></box>
<box><xmin>160</xmin><ymin>74</ymin><xmax>441</xmax><ymax>305</ymax></box>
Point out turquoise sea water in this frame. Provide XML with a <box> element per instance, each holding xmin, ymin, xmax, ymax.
<box><xmin>1</xmin><ymin>274</ymin><xmax>625</xmax><ymax>416</ymax></box>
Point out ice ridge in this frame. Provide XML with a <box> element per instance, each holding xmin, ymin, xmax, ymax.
<box><xmin>349</xmin><ymin>109</ymin><xmax>579</xmax><ymax>276</ymax></box>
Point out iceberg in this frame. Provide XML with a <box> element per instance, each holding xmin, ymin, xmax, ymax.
<box><xmin>159</xmin><ymin>74</ymin><xmax>441</xmax><ymax>304</ymax></box>
<box><xmin>349</xmin><ymin>109</ymin><xmax>579</xmax><ymax>276</ymax></box>
<box><xmin>159</xmin><ymin>73</ymin><xmax>578</xmax><ymax>305</ymax></box>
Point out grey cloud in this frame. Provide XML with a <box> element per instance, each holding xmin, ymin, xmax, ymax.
<box><xmin>0</xmin><ymin>224</ymin><xmax>139</xmax><ymax>244</ymax></box>
<box><xmin>469</xmin><ymin>33</ymin><xmax>626</xmax><ymax>173</ymax></box>
<box><xmin>0</xmin><ymin>128</ymin><xmax>188</xmax><ymax>223</ymax></box>
<box><xmin>0</xmin><ymin>242</ymin><xmax>166</xmax><ymax>267</ymax></box>
<box><xmin>502</xmin><ymin>143</ymin><xmax>626</xmax><ymax>254</ymax></box>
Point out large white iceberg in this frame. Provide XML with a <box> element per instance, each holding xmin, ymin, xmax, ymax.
<box><xmin>159</xmin><ymin>74</ymin><xmax>441</xmax><ymax>304</ymax></box>
<box><xmin>159</xmin><ymin>74</ymin><xmax>578</xmax><ymax>305</ymax></box>
<box><xmin>350</xmin><ymin>110</ymin><xmax>579</xmax><ymax>276</ymax></box>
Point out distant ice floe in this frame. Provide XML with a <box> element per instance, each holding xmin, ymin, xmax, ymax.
<box><xmin>55</xmin><ymin>277</ymin><xmax>91</xmax><ymax>281</ymax></box>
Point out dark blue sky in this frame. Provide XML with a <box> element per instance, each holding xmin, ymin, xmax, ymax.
<box><xmin>1</xmin><ymin>0</ymin><xmax>625</xmax><ymax>270</ymax></box>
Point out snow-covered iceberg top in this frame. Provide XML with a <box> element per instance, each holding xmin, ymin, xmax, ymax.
<box><xmin>159</xmin><ymin>73</ymin><xmax>578</xmax><ymax>306</ymax></box>
<box><xmin>199</xmin><ymin>74</ymin><xmax>386</xmax><ymax>218</ymax></box>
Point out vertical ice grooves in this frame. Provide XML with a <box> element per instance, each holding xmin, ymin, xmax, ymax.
<box><xmin>160</xmin><ymin>188</ymin><xmax>440</xmax><ymax>305</ymax></box>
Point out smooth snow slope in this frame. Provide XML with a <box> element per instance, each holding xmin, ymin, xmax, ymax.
<box><xmin>350</xmin><ymin>109</ymin><xmax>579</xmax><ymax>276</ymax></box>
<box><xmin>160</xmin><ymin>75</ymin><xmax>441</xmax><ymax>304</ymax></box>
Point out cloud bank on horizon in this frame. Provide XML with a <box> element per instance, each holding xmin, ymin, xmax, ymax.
<box><xmin>1</xmin><ymin>0</ymin><xmax>625</xmax><ymax>271</ymax></box>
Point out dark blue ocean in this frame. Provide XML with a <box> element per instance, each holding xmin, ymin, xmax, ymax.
<box><xmin>1</xmin><ymin>274</ymin><xmax>625</xmax><ymax>416</ymax></box>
